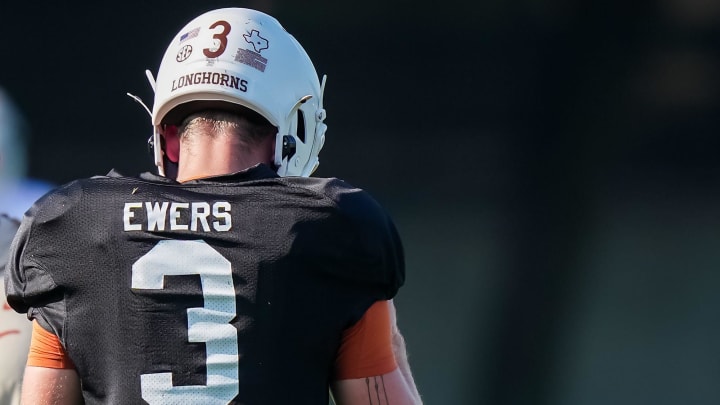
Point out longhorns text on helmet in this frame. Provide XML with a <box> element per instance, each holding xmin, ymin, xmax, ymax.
<box><xmin>129</xmin><ymin>8</ymin><xmax>327</xmax><ymax>178</ymax></box>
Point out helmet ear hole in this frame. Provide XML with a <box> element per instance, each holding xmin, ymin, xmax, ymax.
<box><xmin>282</xmin><ymin>135</ymin><xmax>296</xmax><ymax>160</ymax></box>
<box><xmin>295</xmin><ymin>110</ymin><xmax>306</xmax><ymax>143</ymax></box>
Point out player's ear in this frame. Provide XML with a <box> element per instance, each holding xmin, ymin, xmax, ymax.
<box><xmin>162</xmin><ymin>125</ymin><xmax>180</xmax><ymax>163</ymax></box>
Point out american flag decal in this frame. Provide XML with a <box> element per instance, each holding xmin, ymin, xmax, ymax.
<box><xmin>180</xmin><ymin>27</ymin><xmax>200</xmax><ymax>43</ymax></box>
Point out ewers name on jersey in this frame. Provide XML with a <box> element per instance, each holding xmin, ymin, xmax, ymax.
<box><xmin>123</xmin><ymin>201</ymin><xmax>232</xmax><ymax>232</ymax></box>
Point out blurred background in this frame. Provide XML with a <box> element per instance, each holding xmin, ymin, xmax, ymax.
<box><xmin>2</xmin><ymin>1</ymin><xmax>720</xmax><ymax>404</ymax></box>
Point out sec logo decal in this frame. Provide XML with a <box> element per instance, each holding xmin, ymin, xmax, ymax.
<box><xmin>176</xmin><ymin>45</ymin><xmax>193</xmax><ymax>62</ymax></box>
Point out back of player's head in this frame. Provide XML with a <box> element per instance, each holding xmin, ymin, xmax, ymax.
<box><xmin>148</xmin><ymin>8</ymin><xmax>327</xmax><ymax>178</ymax></box>
<box><xmin>178</xmin><ymin>109</ymin><xmax>277</xmax><ymax>147</ymax></box>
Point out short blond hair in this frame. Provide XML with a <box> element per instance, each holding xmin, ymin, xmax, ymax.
<box><xmin>179</xmin><ymin>110</ymin><xmax>276</xmax><ymax>146</ymax></box>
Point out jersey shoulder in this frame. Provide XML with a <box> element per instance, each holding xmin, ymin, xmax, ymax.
<box><xmin>26</xmin><ymin>171</ymin><xmax>169</xmax><ymax>222</ymax></box>
<box><xmin>285</xmin><ymin>177</ymin><xmax>406</xmax><ymax>297</ymax></box>
<box><xmin>288</xmin><ymin>177</ymin><xmax>386</xmax><ymax>220</ymax></box>
<box><xmin>4</xmin><ymin>172</ymin><xmax>162</xmax><ymax>316</ymax></box>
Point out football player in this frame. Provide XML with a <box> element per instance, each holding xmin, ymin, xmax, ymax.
<box><xmin>5</xmin><ymin>8</ymin><xmax>421</xmax><ymax>405</ymax></box>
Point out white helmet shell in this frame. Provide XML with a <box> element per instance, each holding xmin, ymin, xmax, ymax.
<box><xmin>150</xmin><ymin>8</ymin><xmax>326</xmax><ymax>177</ymax></box>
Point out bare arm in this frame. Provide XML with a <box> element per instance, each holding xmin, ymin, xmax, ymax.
<box><xmin>22</xmin><ymin>366</ymin><xmax>82</xmax><ymax>405</ymax></box>
<box><xmin>331</xmin><ymin>300</ymin><xmax>422</xmax><ymax>405</ymax></box>
<box><xmin>387</xmin><ymin>300</ymin><xmax>421</xmax><ymax>403</ymax></box>
<box><xmin>331</xmin><ymin>368</ymin><xmax>419</xmax><ymax>405</ymax></box>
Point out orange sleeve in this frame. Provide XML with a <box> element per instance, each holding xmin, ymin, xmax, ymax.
<box><xmin>333</xmin><ymin>300</ymin><xmax>398</xmax><ymax>379</ymax></box>
<box><xmin>27</xmin><ymin>320</ymin><xmax>75</xmax><ymax>369</ymax></box>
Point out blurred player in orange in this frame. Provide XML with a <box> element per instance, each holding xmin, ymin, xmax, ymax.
<box><xmin>0</xmin><ymin>86</ymin><xmax>53</xmax><ymax>405</ymax></box>
<box><xmin>5</xmin><ymin>8</ymin><xmax>421</xmax><ymax>405</ymax></box>
<box><xmin>0</xmin><ymin>214</ymin><xmax>27</xmax><ymax>405</ymax></box>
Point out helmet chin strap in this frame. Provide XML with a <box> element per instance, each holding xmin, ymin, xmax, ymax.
<box><xmin>151</xmin><ymin>127</ymin><xmax>166</xmax><ymax>177</ymax></box>
<box><xmin>126</xmin><ymin>69</ymin><xmax>157</xmax><ymax>118</ymax></box>
<box><xmin>128</xmin><ymin>69</ymin><xmax>170</xmax><ymax>177</ymax></box>
<box><xmin>145</xmin><ymin>69</ymin><xmax>157</xmax><ymax>93</ymax></box>
<box><xmin>126</xmin><ymin>92</ymin><xmax>152</xmax><ymax>117</ymax></box>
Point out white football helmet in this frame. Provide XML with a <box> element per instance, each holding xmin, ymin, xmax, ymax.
<box><xmin>144</xmin><ymin>8</ymin><xmax>327</xmax><ymax>177</ymax></box>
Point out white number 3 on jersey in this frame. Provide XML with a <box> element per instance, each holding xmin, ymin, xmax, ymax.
<box><xmin>132</xmin><ymin>239</ymin><xmax>239</xmax><ymax>404</ymax></box>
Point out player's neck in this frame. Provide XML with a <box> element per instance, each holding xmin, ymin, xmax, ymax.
<box><xmin>176</xmin><ymin>136</ymin><xmax>274</xmax><ymax>183</ymax></box>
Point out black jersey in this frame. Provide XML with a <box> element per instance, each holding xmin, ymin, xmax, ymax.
<box><xmin>5</xmin><ymin>164</ymin><xmax>404</xmax><ymax>405</ymax></box>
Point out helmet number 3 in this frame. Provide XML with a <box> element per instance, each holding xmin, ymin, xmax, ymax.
<box><xmin>203</xmin><ymin>20</ymin><xmax>231</xmax><ymax>58</ymax></box>
<box><xmin>132</xmin><ymin>239</ymin><xmax>239</xmax><ymax>404</ymax></box>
